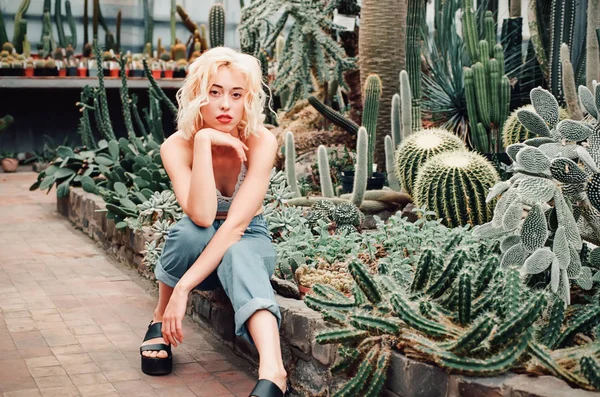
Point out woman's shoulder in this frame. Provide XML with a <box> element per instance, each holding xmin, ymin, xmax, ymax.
<box><xmin>247</xmin><ymin>125</ymin><xmax>277</xmax><ymax>147</ymax></box>
<box><xmin>162</xmin><ymin>131</ymin><xmax>192</xmax><ymax>150</ymax></box>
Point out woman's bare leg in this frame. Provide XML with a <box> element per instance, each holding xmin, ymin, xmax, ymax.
<box><xmin>141</xmin><ymin>281</ymin><xmax>174</xmax><ymax>358</ymax></box>
<box><xmin>246</xmin><ymin>310</ymin><xmax>287</xmax><ymax>394</ymax></box>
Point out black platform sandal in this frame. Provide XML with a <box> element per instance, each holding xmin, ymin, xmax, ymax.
<box><xmin>140</xmin><ymin>320</ymin><xmax>172</xmax><ymax>376</ymax></box>
<box><xmin>249</xmin><ymin>379</ymin><xmax>290</xmax><ymax>397</ymax></box>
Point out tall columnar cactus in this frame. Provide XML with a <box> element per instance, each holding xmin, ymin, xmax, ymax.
<box><xmin>285</xmin><ymin>131</ymin><xmax>301</xmax><ymax>198</ymax></box>
<box><xmin>395</xmin><ymin>128</ymin><xmax>466</xmax><ymax>196</ymax></box>
<box><xmin>413</xmin><ymin>151</ymin><xmax>499</xmax><ymax>227</ymax></box>
<box><xmin>209</xmin><ymin>3</ymin><xmax>226</xmax><ymax>48</ymax></box>
<box><xmin>351</xmin><ymin>127</ymin><xmax>369</xmax><ymax>207</ymax></box>
<box><xmin>363</xmin><ymin>74</ymin><xmax>382</xmax><ymax>177</ymax></box>
<box><xmin>384</xmin><ymin>135</ymin><xmax>401</xmax><ymax>191</ymax></box>
<box><xmin>54</xmin><ymin>0</ymin><xmax>66</xmax><ymax>48</ymax></box>
<box><xmin>317</xmin><ymin>145</ymin><xmax>334</xmax><ymax>198</ymax></box>
<box><xmin>561</xmin><ymin>43</ymin><xmax>583</xmax><ymax>120</ymax></box>
<box><xmin>406</xmin><ymin>0</ymin><xmax>425</xmax><ymax>130</ymax></box>
<box><xmin>12</xmin><ymin>0</ymin><xmax>30</xmax><ymax>53</ymax></box>
<box><xmin>391</xmin><ymin>94</ymin><xmax>401</xmax><ymax>148</ymax></box>
<box><xmin>308</xmin><ymin>96</ymin><xmax>360</xmax><ymax>135</ymax></box>
<box><xmin>399</xmin><ymin>70</ymin><xmax>414</xmax><ymax>138</ymax></box>
<box><xmin>83</xmin><ymin>0</ymin><xmax>89</xmax><ymax>46</ymax></box>
<box><xmin>548</xmin><ymin>0</ymin><xmax>577</xmax><ymax>103</ymax></box>
<box><xmin>65</xmin><ymin>0</ymin><xmax>76</xmax><ymax>49</ymax></box>
<box><xmin>115</xmin><ymin>9</ymin><xmax>121</xmax><ymax>53</ymax></box>
<box><xmin>170</xmin><ymin>0</ymin><xmax>177</xmax><ymax>46</ymax></box>
<box><xmin>0</xmin><ymin>7</ymin><xmax>8</xmax><ymax>46</ymax></box>
<box><xmin>461</xmin><ymin>0</ymin><xmax>479</xmax><ymax>63</ymax></box>
<box><xmin>591</xmin><ymin>0</ymin><xmax>600</xmax><ymax>90</ymax></box>
<box><xmin>143</xmin><ymin>0</ymin><xmax>153</xmax><ymax>54</ymax></box>
<box><xmin>93</xmin><ymin>39</ymin><xmax>115</xmax><ymax>141</ymax></box>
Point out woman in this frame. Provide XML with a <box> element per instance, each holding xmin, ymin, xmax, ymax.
<box><xmin>139</xmin><ymin>47</ymin><xmax>288</xmax><ymax>397</ymax></box>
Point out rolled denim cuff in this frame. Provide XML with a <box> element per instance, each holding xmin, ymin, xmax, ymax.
<box><xmin>154</xmin><ymin>261</ymin><xmax>179</xmax><ymax>288</ymax></box>
<box><xmin>234</xmin><ymin>297</ymin><xmax>281</xmax><ymax>345</ymax></box>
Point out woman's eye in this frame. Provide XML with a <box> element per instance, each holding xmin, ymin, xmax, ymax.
<box><xmin>233</xmin><ymin>93</ymin><xmax>242</xmax><ymax>98</ymax></box>
<box><xmin>210</xmin><ymin>90</ymin><xmax>220</xmax><ymax>95</ymax></box>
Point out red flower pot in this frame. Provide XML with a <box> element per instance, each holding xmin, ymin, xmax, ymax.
<box><xmin>151</xmin><ymin>70</ymin><xmax>161</xmax><ymax>79</ymax></box>
<box><xmin>77</xmin><ymin>68</ymin><xmax>87</xmax><ymax>77</ymax></box>
<box><xmin>58</xmin><ymin>68</ymin><xmax>67</xmax><ymax>77</ymax></box>
<box><xmin>164</xmin><ymin>70</ymin><xmax>173</xmax><ymax>79</ymax></box>
<box><xmin>109</xmin><ymin>69</ymin><xmax>119</xmax><ymax>78</ymax></box>
<box><xmin>24</xmin><ymin>67</ymin><xmax>34</xmax><ymax>77</ymax></box>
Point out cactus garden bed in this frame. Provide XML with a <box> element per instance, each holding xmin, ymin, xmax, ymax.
<box><xmin>57</xmin><ymin>186</ymin><xmax>600</xmax><ymax>397</ymax></box>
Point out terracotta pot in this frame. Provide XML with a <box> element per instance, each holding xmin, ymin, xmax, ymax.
<box><xmin>109</xmin><ymin>69</ymin><xmax>119</xmax><ymax>77</ymax></box>
<box><xmin>298</xmin><ymin>285</ymin><xmax>313</xmax><ymax>298</ymax></box>
<box><xmin>2</xmin><ymin>158</ymin><xmax>19</xmax><ymax>172</ymax></box>
<box><xmin>151</xmin><ymin>70</ymin><xmax>161</xmax><ymax>79</ymax></box>
<box><xmin>164</xmin><ymin>70</ymin><xmax>173</xmax><ymax>79</ymax></box>
<box><xmin>77</xmin><ymin>68</ymin><xmax>87</xmax><ymax>77</ymax></box>
<box><xmin>58</xmin><ymin>68</ymin><xmax>67</xmax><ymax>77</ymax></box>
<box><xmin>24</xmin><ymin>67</ymin><xmax>34</xmax><ymax>77</ymax></box>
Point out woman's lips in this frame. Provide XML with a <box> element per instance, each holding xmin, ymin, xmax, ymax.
<box><xmin>216</xmin><ymin>116</ymin><xmax>232</xmax><ymax>124</ymax></box>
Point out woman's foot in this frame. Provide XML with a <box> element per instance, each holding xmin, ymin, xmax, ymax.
<box><xmin>140</xmin><ymin>319</ymin><xmax>169</xmax><ymax>359</ymax></box>
<box><xmin>255</xmin><ymin>366</ymin><xmax>287</xmax><ymax>395</ymax></box>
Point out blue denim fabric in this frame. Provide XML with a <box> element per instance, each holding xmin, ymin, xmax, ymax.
<box><xmin>154</xmin><ymin>214</ymin><xmax>280</xmax><ymax>345</ymax></box>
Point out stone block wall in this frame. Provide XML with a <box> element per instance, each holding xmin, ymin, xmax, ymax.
<box><xmin>57</xmin><ymin>187</ymin><xmax>600</xmax><ymax>397</ymax></box>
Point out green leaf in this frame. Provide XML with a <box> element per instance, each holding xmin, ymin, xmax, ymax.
<box><xmin>120</xmin><ymin>197</ymin><xmax>138</xmax><ymax>210</ymax></box>
<box><xmin>134</xmin><ymin>191</ymin><xmax>148</xmax><ymax>203</ymax></box>
<box><xmin>134</xmin><ymin>155</ymin><xmax>148</xmax><ymax>167</ymax></box>
<box><xmin>54</xmin><ymin>167</ymin><xmax>76</xmax><ymax>179</ymax></box>
<box><xmin>81</xmin><ymin>175</ymin><xmax>97</xmax><ymax>193</ymax></box>
<box><xmin>153</xmin><ymin>153</ymin><xmax>163</xmax><ymax>166</ymax></box>
<box><xmin>44</xmin><ymin>165</ymin><xmax>59</xmax><ymax>176</ymax></box>
<box><xmin>116</xmin><ymin>221</ymin><xmax>128</xmax><ymax>229</ymax></box>
<box><xmin>108</xmin><ymin>140</ymin><xmax>120</xmax><ymax>160</ymax></box>
<box><xmin>95</xmin><ymin>154</ymin><xmax>115</xmax><ymax>166</ymax></box>
<box><xmin>56</xmin><ymin>175</ymin><xmax>75</xmax><ymax>198</ymax></box>
<box><xmin>140</xmin><ymin>188</ymin><xmax>153</xmax><ymax>199</ymax></box>
<box><xmin>133</xmin><ymin>177</ymin><xmax>149</xmax><ymax>189</ymax></box>
<box><xmin>56</xmin><ymin>146</ymin><xmax>75</xmax><ymax>158</ymax></box>
<box><xmin>97</xmin><ymin>139</ymin><xmax>108</xmax><ymax>149</ymax></box>
<box><xmin>98</xmin><ymin>164</ymin><xmax>110</xmax><ymax>174</ymax></box>
<box><xmin>39</xmin><ymin>175</ymin><xmax>56</xmax><ymax>190</ymax></box>
<box><xmin>114</xmin><ymin>182</ymin><xmax>128</xmax><ymax>197</ymax></box>
<box><xmin>139</xmin><ymin>168</ymin><xmax>152</xmax><ymax>182</ymax></box>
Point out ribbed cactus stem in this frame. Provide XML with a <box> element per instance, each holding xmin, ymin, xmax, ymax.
<box><xmin>462</xmin><ymin>0</ymin><xmax>479</xmax><ymax>63</ymax></box>
<box><xmin>351</xmin><ymin>127</ymin><xmax>368</xmax><ymax>207</ymax></box>
<box><xmin>65</xmin><ymin>0</ymin><xmax>76</xmax><ymax>49</ymax></box>
<box><xmin>143</xmin><ymin>0</ymin><xmax>153</xmax><ymax>54</ymax></box>
<box><xmin>473</xmin><ymin>62</ymin><xmax>491</xmax><ymax>129</ymax></box>
<box><xmin>561</xmin><ymin>43</ymin><xmax>584</xmax><ymax>120</ymax></box>
<box><xmin>384</xmin><ymin>135</ymin><xmax>401</xmax><ymax>191</ymax></box>
<box><xmin>391</xmin><ymin>93</ymin><xmax>401</xmax><ymax>148</ymax></box>
<box><xmin>406</xmin><ymin>0</ymin><xmax>425</xmax><ymax>130</ymax></box>
<box><xmin>22</xmin><ymin>34</ymin><xmax>30</xmax><ymax>57</ymax></box>
<box><xmin>92</xmin><ymin>0</ymin><xmax>99</xmax><ymax>39</ymax></box>
<box><xmin>118</xmin><ymin>58</ymin><xmax>135</xmax><ymax>139</ymax></box>
<box><xmin>363</xmin><ymin>74</ymin><xmax>382</xmax><ymax>177</ymax></box>
<box><xmin>209</xmin><ymin>3</ymin><xmax>226</xmax><ymax>48</ymax></box>
<box><xmin>489</xmin><ymin>59</ymin><xmax>500</xmax><ymax>125</ymax></box>
<box><xmin>317</xmin><ymin>145</ymin><xmax>334</xmax><ymax>198</ymax></box>
<box><xmin>170</xmin><ymin>0</ymin><xmax>177</xmax><ymax>46</ymax></box>
<box><xmin>308</xmin><ymin>96</ymin><xmax>359</xmax><ymax>135</ymax></box>
<box><xmin>484</xmin><ymin>11</ymin><xmax>495</xmax><ymax>57</ymax></box>
<box><xmin>285</xmin><ymin>131</ymin><xmax>301</xmax><ymax>198</ymax></box>
<box><xmin>55</xmin><ymin>0</ymin><xmax>66</xmax><ymax>47</ymax></box>
<box><xmin>399</xmin><ymin>70</ymin><xmax>413</xmax><ymax>138</ymax></box>
<box><xmin>12</xmin><ymin>0</ymin><xmax>30</xmax><ymax>53</ymax></box>
<box><xmin>83</xmin><ymin>0</ymin><xmax>88</xmax><ymax>45</ymax></box>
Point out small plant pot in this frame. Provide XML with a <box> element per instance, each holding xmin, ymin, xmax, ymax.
<box><xmin>1</xmin><ymin>158</ymin><xmax>19</xmax><ymax>173</ymax></box>
<box><xmin>340</xmin><ymin>170</ymin><xmax>386</xmax><ymax>193</ymax></box>
<box><xmin>66</xmin><ymin>66</ymin><xmax>77</xmax><ymax>76</ymax></box>
<box><xmin>24</xmin><ymin>67</ymin><xmax>34</xmax><ymax>77</ymax></box>
<box><xmin>163</xmin><ymin>69</ymin><xmax>174</xmax><ymax>79</ymax></box>
<box><xmin>77</xmin><ymin>67</ymin><xmax>88</xmax><ymax>77</ymax></box>
<box><xmin>130</xmin><ymin>69</ymin><xmax>144</xmax><ymax>78</ymax></box>
<box><xmin>151</xmin><ymin>70</ymin><xmax>161</xmax><ymax>79</ymax></box>
<box><xmin>109</xmin><ymin>69</ymin><xmax>119</xmax><ymax>78</ymax></box>
<box><xmin>298</xmin><ymin>285</ymin><xmax>313</xmax><ymax>299</ymax></box>
<box><xmin>58</xmin><ymin>68</ymin><xmax>67</xmax><ymax>77</ymax></box>
<box><xmin>173</xmin><ymin>69</ymin><xmax>186</xmax><ymax>78</ymax></box>
<box><xmin>33</xmin><ymin>68</ymin><xmax>46</xmax><ymax>76</ymax></box>
<box><xmin>88</xmin><ymin>68</ymin><xmax>98</xmax><ymax>77</ymax></box>
<box><xmin>46</xmin><ymin>68</ymin><xmax>59</xmax><ymax>76</ymax></box>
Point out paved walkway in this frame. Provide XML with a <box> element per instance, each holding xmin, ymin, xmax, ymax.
<box><xmin>0</xmin><ymin>170</ymin><xmax>258</xmax><ymax>397</ymax></box>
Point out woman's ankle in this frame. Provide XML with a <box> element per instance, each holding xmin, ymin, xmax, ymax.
<box><xmin>153</xmin><ymin>310</ymin><xmax>164</xmax><ymax>323</ymax></box>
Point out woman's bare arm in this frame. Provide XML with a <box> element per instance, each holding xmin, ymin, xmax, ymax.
<box><xmin>174</xmin><ymin>127</ymin><xmax>278</xmax><ymax>293</ymax></box>
<box><xmin>160</xmin><ymin>133</ymin><xmax>217</xmax><ymax>227</ymax></box>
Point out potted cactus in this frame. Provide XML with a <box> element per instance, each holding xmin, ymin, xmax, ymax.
<box><xmin>11</xmin><ymin>60</ymin><xmax>24</xmax><ymax>77</ymax></box>
<box><xmin>340</xmin><ymin>74</ymin><xmax>386</xmax><ymax>192</ymax></box>
<box><xmin>24</xmin><ymin>60</ymin><xmax>33</xmax><ymax>76</ymax></box>
<box><xmin>129</xmin><ymin>54</ymin><xmax>144</xmax><ymax>77</ymax></box>
<box><xmin>33</xmin><ymin>59</ymin><xmax>45</xmax><ymax>76</ymax></box>
<box><xmin>66</xmin><ymin>58</ymin><xmax>77</xmax><ymax>76</ymax></box>
<box><xmin>174</xmin><ymin>58</ymin><xmax>188</xmax><ymax>78</ymax></box>
<box><xmin>164</xmin><ymin>60</ymin><xmax>175</xmax><ymax>78</ymax></box>
<box><xmin>45</xmin><ymin>58</ymin><xmax>58</xmax><ymax>76</ymax></box>
<box><xmin>77</xmin><ymin>60</ymin><xmax>88</xmax><ymax>77</ymax></box>
<box><xmin>151</xmin><ymin>60</ymin><xmax>162</xmax><ymax>79</ymax></box>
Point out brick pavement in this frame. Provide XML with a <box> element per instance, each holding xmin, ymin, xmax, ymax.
<box><xmin>0</xmin><ymin>171</ymin><xmax>258</xmax><ymax>397</ymax></box>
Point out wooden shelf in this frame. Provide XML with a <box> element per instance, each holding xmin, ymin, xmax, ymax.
<box><xmin>0</xmin><ymin>76</ymin><xmax>184</xmax><ymax>90</ymax></box>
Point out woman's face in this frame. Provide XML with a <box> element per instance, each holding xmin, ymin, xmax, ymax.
<box><xmin>200</xmin><ymin>65</ymin><xmax>247</xmax><ymax>136</ymax></box>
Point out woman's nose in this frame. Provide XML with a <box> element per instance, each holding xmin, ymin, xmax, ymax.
<box><xmin>220</xmin><ymin>96</ymin><xmax>230</xmax><ymax>110</ymax></box>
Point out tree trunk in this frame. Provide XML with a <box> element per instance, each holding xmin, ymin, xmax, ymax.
<box><xmin>587</xmin><ymin>0</ymin><xmax>600</xmax><ymax>90</ymax></box>
<box><xmin>358</xmin><ymin>0</ymin><xmax>407</xmax><ymax>172</ymax></box>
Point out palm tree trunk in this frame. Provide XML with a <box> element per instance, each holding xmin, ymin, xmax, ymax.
<box><xmin>358</xmin><ymin>0</ymin><xmax>408</xmax><ymax>172</ymax></box>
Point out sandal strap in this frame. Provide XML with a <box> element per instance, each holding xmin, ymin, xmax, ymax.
<box><xmin>249</xmin><ymin>379</ymin><xmax>283</xmax><ymax>397</ymax></box>
<box><xmin>140</xmin><ymin>343</ymin><xmax>171</xmax><ymax>354</ymax></box>
<box><xmin>143</xmin><ymin>321</ymin><xmax>164</xmax><ymax>341</ymax></box>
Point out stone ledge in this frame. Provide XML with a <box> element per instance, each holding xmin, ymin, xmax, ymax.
<box><xmin>58</xmin><ymin>187</ymin><xmax>600</xmax><ymax>397</ymax></box>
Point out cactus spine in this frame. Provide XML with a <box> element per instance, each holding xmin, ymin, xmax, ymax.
<box><xmin>209</xmin><ymin>3</ymin><xmax>225</xmax><ymax>48</ymax></box>
<box><xmin>285</xmin><ymin>131</ymin><xmax>301</xmax><ymax>198</ymax></box>
<box><xmin>351</xmin><ymin>127</ymin><xmax>368</xmax><ymax>207</ymax></box>
<box><xmin>363</xmin><ymin>75</ymin><xmax>382</xmax><ymax>178</ymax></box>
<box><xmin>12</xmin><ymin>0</ymin><xmax>30</xmax><ymax>53</ymax></box>
<box><xmin>317</xmin><ymin>145</ymin><xmax>334</xmax><ymax>198</ymax></box>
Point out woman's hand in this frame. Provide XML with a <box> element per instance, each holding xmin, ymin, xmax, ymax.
<box><xmin>196</xmin><ymin>127</ymin><xmax>249</xmax><ymax>162</ymax></box>
<box><xmin>161</xmin><ymin>287</ymin><xmax>189</xmax><ymax>347</ymax></box>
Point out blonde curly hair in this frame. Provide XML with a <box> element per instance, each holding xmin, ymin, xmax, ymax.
<box><xmin>175</xmin><ymin>47</ymin><xmax>267</xmax><ymax>141</ymax></box>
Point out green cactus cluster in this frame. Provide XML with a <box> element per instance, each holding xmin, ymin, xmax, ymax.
<box><xmin>394</xmin><ymin>128</ymin><xmax>465</xmax><ymax>196</ymax></box>
<box><xmin>413</xmin><ymin>150</ymin><xmax>499</xmax><ymax>227</ymax></box>
<box><xmin>305</xmin><ymin>199</ymin><xmax>364</xmax><ymax>234</ymax></box>
<box><xmin>474</xmin><ymin>86</ymin><xmax>600</xmax><ymax>306</ymax></box>
<box><xmin>209</xmin><ymin>3</ymin><xmax>225</xmax><ymax>48</ymax></box>
<box><xmin>306</xmin><ymin>228</ymin><xmax>600</xmax><ymax>394</ymax></box>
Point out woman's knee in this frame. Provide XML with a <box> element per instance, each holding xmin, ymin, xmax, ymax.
<box><xmin>158</xmin><ymin>217</ymin><xmax>215</xmax><ymax>275</ymax></box>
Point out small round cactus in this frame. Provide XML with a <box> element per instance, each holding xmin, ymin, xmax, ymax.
<box><xmin>332</xmin><ymin>201</ymin><xmax>362</xmax><ymax>227</ymax></box>
<box><xmin>395</xmin><ymin>128</ymin><xmax>465</xmax><ymax>196</ymax></box>
<box><xmin>502</xmin><ymin>105</ymin><xmax>569</xmax><ymax>147</ymax></box>
<box><xmin>413</xmin><ymin>150</ymin><xmax>499</xmax><ymax>227</ymax></box>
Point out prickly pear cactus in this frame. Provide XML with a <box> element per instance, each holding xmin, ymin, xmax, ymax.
<box><xmin>474</xmin><ymin>87</ymin><xmax>600</xmax><ymax>306</ymax></box>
